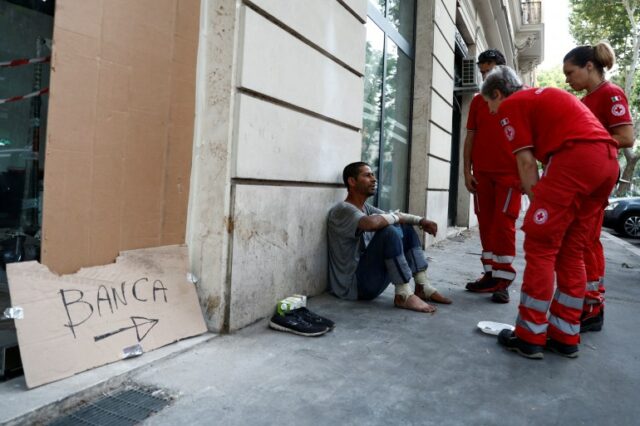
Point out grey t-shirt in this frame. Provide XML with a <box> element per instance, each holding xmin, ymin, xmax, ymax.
<box><xmin>327</xmin><ymin>201</ymin><xmax>384</xmax><ymax>300</ymax></box>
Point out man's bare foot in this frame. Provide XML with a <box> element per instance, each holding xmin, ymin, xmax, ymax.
<box><xmin>394</xmin><ymin>294</ymin><xmax>437</xmax><ymax>313</ymax></box>
<box><xmin>415</xmin><ymin>286</ymin><xmax>452</xmax><ymax>304</ymax></box>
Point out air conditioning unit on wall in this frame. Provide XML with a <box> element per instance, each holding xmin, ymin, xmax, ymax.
<box><xmin>455</xmin><ymin>58</ymin><xmax>479</xmax><ymax>93</ymax></box>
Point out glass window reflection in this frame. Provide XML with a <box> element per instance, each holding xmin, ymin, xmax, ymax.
<box><xmin>386</xmin><ymin>0</ymin><xmax>415</xmax><ymax>42</ymax></box>
<box><xmin>362</xmin><ymin>3</ymin><xmax>415</xmax><ymax>211</ymax></box>
<box><xmin>378</xmin><ymin>40</ymin><xmax>411</xmax><ymax>211</ymax></box>
<box><xmin>361</xmin><ymin>20</ymin><xmax>384</xmax><ymax>179</ymax></box>
<box><xmin>368</xmin><ymin>0</ymin><xmax>385</xmax><ymax>15</ymax></box>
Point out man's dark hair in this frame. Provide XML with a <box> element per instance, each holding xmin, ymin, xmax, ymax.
<box><xmin>478</xmin><ymin>49</ymin><xmax>506</xmax><ymax>66</ymax></box>
<box><xmin>343</xmin><ymin>161</ymin><xmax>370</xmax><ymax>187</ymax></box>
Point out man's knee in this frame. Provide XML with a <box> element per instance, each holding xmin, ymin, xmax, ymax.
<box><xmin>376</xmin><ymin>224</ymin><xmax>403</xmax><ymax>242</ymax></box>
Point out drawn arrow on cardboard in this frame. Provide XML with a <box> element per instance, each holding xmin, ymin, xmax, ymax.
<box><xmin>93</xmin><ymin>316</ymin><xmax>159</xmax><ymax>342</ymax></box>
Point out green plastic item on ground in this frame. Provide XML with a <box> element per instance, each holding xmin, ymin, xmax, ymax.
<box><xmin>276</xmin><ymin>295</ymin><xmax>307</xmax><ymax>316</ymax></box>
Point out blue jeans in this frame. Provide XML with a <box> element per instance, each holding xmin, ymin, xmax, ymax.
<box><xmin>356</xmin><ymin>224</ymin><xmax>428</xmax><ymax>300</ymax></box>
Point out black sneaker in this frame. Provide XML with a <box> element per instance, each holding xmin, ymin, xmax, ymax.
<box><xmin>269</xmin><ymin>311</ymin><xmax>329</xmax><ymax>337</ymax></box>
<box><xmin>546</xmin><ymin>338</ymin><xmax>579</xmax><ymax>358</ymax></box>
<box><xmin>580</xmin><ymin>311</ymin><xmax>604</xmax><ymax>333</ymax></box>
<box><xmin>491</xmin><ymin>288</ymin><xmax>510</xmax><ymax>304</ymax></box>
<box><xmin>293</xmin><ymin>307</ymin><xmax>336</xmax><ymax>331</ymax></box>
<box><xmin>497</xmin><ymin>329</ymin><xmax>544</xmax><ymax>360</ymax></box>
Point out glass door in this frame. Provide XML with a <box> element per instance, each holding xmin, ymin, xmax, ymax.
<box><xmin>0</xmin><ymin>0</ymin><xmax>54</xmax><ymax>381</ymax></box>
<box><xmin>362</xmin><ymin>0</ymin><xmax>416</xmax><ymax>211</ymax></box>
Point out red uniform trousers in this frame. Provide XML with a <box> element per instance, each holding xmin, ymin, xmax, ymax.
<box><xmin>583</xmin><ymin>211</ymin><xmax>606</xmax><ymax>319</ymax></box>
<box><xmin>473</xmin><ymin>172</ymin><xmax>521</xmax><ymax>283</ymax></box>
<box><xmin>515</xmin><ymin>142</ymin><xmax>618</xmax><ymax>346</ymax></box>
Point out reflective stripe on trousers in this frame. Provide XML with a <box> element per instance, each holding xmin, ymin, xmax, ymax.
<box><xmin>548</xmin><ymin>315</ymin><xmax>580</xmax><ymax>336</ymax></box>
<box><xmin>586</xmin><ymin>280</ymin><xmax>600</xmax><ymax>292</ymax></box>
<box><xmin>516</xmin><ymin>316</ymin><xmax>548</xmax><ymax>335</ymax></box>
<box><xmin>482</xmin><ymin>251</ymin><xmax>493</xmax><ymax>272</ymax></box>
<box><xmin>501</xmin><ymin>188</ymin><xmax>513</xmax><ymax>213</ymax></box>
<box><xmin>553</xmin><ymin>289</ymin><xmax>583</xmax><ymax>310</ymax></box>
<box><xmin>521</xmin><ymin>292</ymin><xmax>550</xmax><ymax>313</ymax></box>
<box><xmin>493</xmin><ymin>270</ymin><xmax>516</xmax><ymax>280</ymax></box>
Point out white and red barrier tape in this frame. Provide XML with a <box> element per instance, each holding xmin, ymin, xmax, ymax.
<box><xmin>0</xmin><ymin>56</ymin><xmax>51</xmax><ymax>68</ymax></box>
<box><xmin>0</xmin><ymin>88</ymin><xmax>49</xmax><ymax>105</ymax></box>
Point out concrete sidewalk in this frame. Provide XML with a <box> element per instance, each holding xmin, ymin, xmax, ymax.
<box><xmin>2</xmin><ymin>226</ymin><xmax>640</xmax><ymax>425</ymax></box>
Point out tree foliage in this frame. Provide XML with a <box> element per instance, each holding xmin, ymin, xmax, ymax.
<box><xmin>536</xmin><ymin>66</ymin><xmax>577</xmax><ymax>94</ymax></box>
<box><xmin>569</xmin><ymin>0</ymin><xmax>637</xmax><ymax>67</ymax></box>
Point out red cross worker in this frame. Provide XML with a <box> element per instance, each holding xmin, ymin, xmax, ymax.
<box><xmin>564</xmin><ymin>43</ymin><xmax>634</xmax><ymax>333</ymax></box>
<box><xmin>463</xmin><ymin>49</ymin><xmax>521</xmax><ymax>304</ymax></box>
<box><xmin>482</xmin><ymin>66</ymin><xmax>619</xmax><ymax>360</ymax></box>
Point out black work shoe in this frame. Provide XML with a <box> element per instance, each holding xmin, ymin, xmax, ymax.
<box><xmin>269</xmin><ymin>311</ymin><xmax>330</xmax><ymax>337</ymax></box>
<box><xmin>491</xmin><ymin>289</ymin><xmax>510</xmax><ymax>304</ymax></box>
<box><xmin>466</xmin><ymin>272</ymin><xmax>492</xmax><ymax>289</ymax></box>
<box><xmin>497</xmin><ymin>329</ymin><xmax>544</xmax><ymax>360</ymax></box>
<box><xmin>546</xmin><ymin>338</ymin><xmax>579</xmax><ymax>358</ymax></box>
<box><xmin>580</xmin><ymin>311</ymin><xmax>604</xmax><ymax>333</ymax></box>
<box><xmin>466</xmin><ymin>274</ymin><xmax>504</xmax><ymax>293</ymax></box>
<box><xmin>292</xmin><ymin>307</ymin><xmax>336</xmax><ymax>331</ymax></box>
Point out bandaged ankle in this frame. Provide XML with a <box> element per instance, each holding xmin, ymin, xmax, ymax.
<box><xmin>395</xmin><ymin>283</ymin><xmax>413</xmax><ymax>299</ymax></box>
<box><xmin>414</xmin><ymin>271</ymin><xmax>436</xmax><ymax>297</ymax></box>
<box><xmin>413</xmin><ymin>270</ymin><xmax>428</xmax><ymax>285</ymax></box>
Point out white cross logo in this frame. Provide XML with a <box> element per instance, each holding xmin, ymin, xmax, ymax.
<box><xmin>611</xmin><ymin>103</ymin><xmax>626</xmax><ymax>117</ymax></box>
<box><xmin>533</xmin><ymin>208</ymin><xmax>548</xmax><ymax>225</ymax></box>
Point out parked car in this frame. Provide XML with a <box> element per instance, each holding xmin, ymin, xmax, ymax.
<box><xmin>603</xmin><ymin>196</ymin><xmax>640</xmax><ymax>238</ymax></box>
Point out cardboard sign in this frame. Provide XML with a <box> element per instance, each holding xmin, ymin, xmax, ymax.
<box><xmin>7</xmin><ymin>245</ymin><xmax>207</xmax><ymax>388</ymax></box>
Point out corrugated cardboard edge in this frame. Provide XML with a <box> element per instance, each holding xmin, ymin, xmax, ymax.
<box><xmin>7</xmin><ymin>244</ymin><xmax>207</xmax><ymax>389</ymax></box>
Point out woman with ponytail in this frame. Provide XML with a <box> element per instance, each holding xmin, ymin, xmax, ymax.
<box><xmin>563</xmin><ymin>41</ymin><xmax>635</xmax><ymax>333</ymax></box>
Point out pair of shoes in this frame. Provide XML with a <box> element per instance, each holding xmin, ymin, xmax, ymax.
<box><xmin>292</xmin><ymin>307</ymin><xmax>335</xmax><ymax>330</ymax></box>
<box><xmin>269</xmin><ymin>309</ymin><xmax>333</xmax><ymax>337</ymax></box>
<box><xmin>491</xmin><ymin>288</ymin><xmax>510</xmax><ymax>303</ymax></box>
<box><xmin>426</xmin><ymin>291</ymin><xmax>452</xmax><ymax>304</ymax></box>
<box><xmin>497</xmin><ymin>329</ymin><xmax>544</xmax><ymax>359</ymax></box>
<box><xmin>546</xmin><ymin>338</ymin><xmax>579</xmax><ymax>358</ymax></box>
<box><xmin>580</xmin><ymin>310</ymin><xmax>604</xmax><ymax>333</ymax></box>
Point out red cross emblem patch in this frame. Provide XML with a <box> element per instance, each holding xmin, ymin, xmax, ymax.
<box><xmin>611</xmin><ymin>103</ymin><xmax>626</xmax><ymax>117</ymax></box>
<box><xmin>533</xmin><ymin>208</ymin><xmax>548</xmax><ymax>224</ymax></box>
<box><xmin>504</xmin><ymin>125</ymin><xmax>516</xmax><ymax>141</ymax></box>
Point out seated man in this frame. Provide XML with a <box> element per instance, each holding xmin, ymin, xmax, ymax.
<box><xmin>327</xmin><ymin>162</ymin><xmax>451</xmax><ymax>312</ymax></box>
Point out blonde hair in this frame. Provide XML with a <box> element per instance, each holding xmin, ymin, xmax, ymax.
<box><xmin>593</xmin><ymin>41</ymin><xmax>615</xmax><ymax>70</ymax></box>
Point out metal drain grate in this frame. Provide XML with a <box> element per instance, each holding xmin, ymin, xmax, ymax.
<box><xmin>48</xmin><ymin>386</ymin><xmax>172</xmax><ymax>426</ymax></box>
